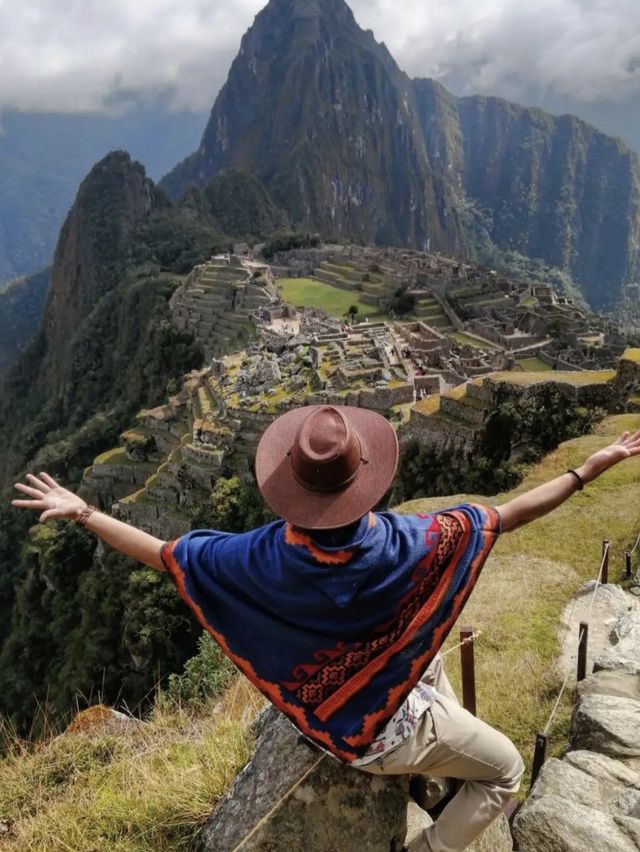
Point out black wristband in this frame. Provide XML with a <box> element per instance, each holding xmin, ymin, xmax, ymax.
<box><xmin>566</xmin><ymin>469</ymin><xmax>585</xmax><ymax>490</ymax></box>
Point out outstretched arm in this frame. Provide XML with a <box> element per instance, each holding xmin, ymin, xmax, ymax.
<box><xmin>497</xmin><ymin>428</ymin><xmax>640</xmax><ymax>533</ymax></box>
<box><xmin>12</xmin><ymin>472</ymin><xmax>166</xmax><ymax>571</ymax></box>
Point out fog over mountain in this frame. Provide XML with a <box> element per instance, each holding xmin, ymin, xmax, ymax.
<box><xmin>1</xmin><ymin>0</ymin><xmax>638</xmax><ymax>152</ymax></box>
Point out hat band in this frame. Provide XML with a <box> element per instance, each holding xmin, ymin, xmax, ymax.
<box><xmin>290</xmin><ymin>456</ymin><xmax>367</xmax><ymax>494</ymax></box>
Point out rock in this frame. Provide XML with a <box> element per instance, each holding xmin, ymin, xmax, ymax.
<box><xmin>63</xmin><ymin>705</ymin><xmax>143</xmax><ymax>736</ymax></box>
<box><xmin>596</xmin><ymin>612</ymin><xmax>640</xmax><ymax>675</ymax></box>
<box><xmin>564</xmin><ymin>750</ymin><xmax>640</xmax><ymax>791</ymax></box>
<box><xmin>405</xmin><ymin>801</ymin><xmax>434</xmax><ymax>851</ymax></box>
<box><xmin>513</xmin><ymin>794</ymin><xmax>640</xmax><ymax>852</ymax></box>
<box><xmin>571</xmin><ymin>693</ymin><xmax>640</xmax><ymax>761</ymax></box>
<box><xmin>557</xmin><ymin>583</ymin><xmax>638</xmax><ymax>679</ymax></box>
<box><xmin>579</xmin><ymin>669</ymin><xmax>640</xmax><ymax>702</ymax></box>
<box><xmin>404</xmin><ymin>802</ymin><xmax>512</xmax><ymax>852</ymax></box>
<box><xmin>466</xmin><ymin>813</ymin><xmax>513</xmax><ymax>852</ymax></box>
<box><xmin>254</xmin><ymin>358</ymin><xmax>282</xmax><ymax>389</ymax></box>
<box><xmin>529</xmin><ymin>756</ymin><xmax>640</xmax><ymax>817</ymax></box>
<box><xmin>201</xmin><ymin>707</ymin><xmax>409</xmax><ymax>852</ymax></box>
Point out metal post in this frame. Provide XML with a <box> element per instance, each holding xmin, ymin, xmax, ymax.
<box><xmin>626</xmin><ymin>550</ymin><xmax>632</xmax><ymax>580</ymax></box>
<box><xmin>460</xmin><ymin>626</ymin><xmax>477</xmax><ymax>717</ymax></box>
<box><xmin>577</xmin><ymin>622</ymin><xmax>589</xmax><ymax>682</ymax></box>
<box><xmin>602</xmin><ymin>540</ymin><xmax>610</xmax><ymax>585</ymax></box>
<box><xmin>529</xmin><ymin>732</ymin><xmax>549</xmax><ymax>791</ymax></box>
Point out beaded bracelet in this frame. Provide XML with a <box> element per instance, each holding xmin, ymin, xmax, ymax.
<box><xmin>566</xmin><ymin>469</ymin><xmax>585</xmax><ymax>490</ymax></box>
<box><xmin>77</xmin><ymin>505</ymin><xmax>98</xmax><ymax>526</ymax></box>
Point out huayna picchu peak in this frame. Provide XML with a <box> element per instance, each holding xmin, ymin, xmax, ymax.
<box><xmin>162</xmin><ymin>0</ymin><xmax>640</xmax><ymax>314</ymax></box>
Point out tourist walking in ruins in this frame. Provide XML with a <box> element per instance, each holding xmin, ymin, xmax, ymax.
<box><xmin>12</xmin><ymin>407</ymin><xmax>640</xmax><ymax>851</ymax></box>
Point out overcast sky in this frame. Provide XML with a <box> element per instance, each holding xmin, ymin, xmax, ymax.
<box><xmin>1</xmin><ymin>0</ymin><xmax>639</xmax><ymax>141</ymax></box>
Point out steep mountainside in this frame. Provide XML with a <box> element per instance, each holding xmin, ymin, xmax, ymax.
<box><xmin>163</xmin><ymin>0</ymin><xmax>640</xmax><ymax>311</ymax></box>
<box><xmin>162</xmin><ymin>0</ymin><xmax>464</xmax><ymax>254</ymax></box>
<box><xmin>0</xmin><ymin>108</ymin><xmax>207</xmax><ymax>285</ymax></box>
<box><xmin>413</xmin><ymin>80</ymin><xmax>640</xmax><ymax>309</ymax></box>
<box><xmin>0</xmin><ymin>268</ymin><xmax>50</xmax><ymax>377</ymax></box>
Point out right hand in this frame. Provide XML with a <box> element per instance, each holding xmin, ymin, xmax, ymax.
<box><xmin>579</xmin><ymin>428</ymin><xmax>640</xmax><ymax>484</ymax></box>
<box><xmin>12</xmin><ymin>472</ymin><xmax>87</xmax><ymax>523</ymax></box>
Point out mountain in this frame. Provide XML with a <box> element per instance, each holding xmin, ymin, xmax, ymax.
<box><xmin>0</xmin><ymin>107</ymin><xmax>207</xmax><ymax>285</ymax></box>
<box><xmin>0</xmin><ymin>268</ymin><xmax>49</xmax><ymax>377</ymax></box>
<box><xmin>162</xmin><ymin>0</ymin><xmax>465</xmax><ymax>254</ymax></box>
<box><xmin>162</xmin><ymin>0</ymin><xmax>640</xmax><ymax>311</ymax></box>
<box><xmin>413</xmin><ymin>80</ymin><xmax>640</xmax><ymax>309</ymax></box>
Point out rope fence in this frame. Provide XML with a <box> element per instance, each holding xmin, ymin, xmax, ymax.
<box><xmin>527</xmin><ymin>539</ymin><xmax>611</xmax><ymax>790</ymax></box>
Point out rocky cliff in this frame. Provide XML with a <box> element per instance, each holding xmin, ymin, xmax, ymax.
<box><xmin>414</xmin><ymin>79</ymin><xmax>640</xmax><ymax>310</ymax></box>
<box><xmin>162</xmin><ymin>0</ymin><xmax>465</xmax><ymax>254</ymax></box>
<box><xmin>40</xmin><ymin>151</ymin><xmax>154</xmax><ymax>393</ymax></box>
<box><xmin>162</xmin><ymin>0</ymin><xmax>640</xmax><ymax>311</ymax></box>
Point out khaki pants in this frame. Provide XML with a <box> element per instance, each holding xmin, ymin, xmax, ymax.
<box><xmin>359</xmin><ymin>656</ymin><xmax>524</xmax><ymax>852</ymax></box>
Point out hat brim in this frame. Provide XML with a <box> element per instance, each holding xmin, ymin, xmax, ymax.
<box><xmin>255</xmin><ymin>405</ymin><xmax>399</xmax><ymax>530</ymax></box>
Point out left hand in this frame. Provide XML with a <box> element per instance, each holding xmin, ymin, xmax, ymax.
<box><xmin>12</xmin><ymin>472</ymin><xmax>87</xmax><ymax>523</ymax></box>
<box><xmin>580</xmin><ymin>428</ymin><xmax>640</xmax><ymax>483</ymax></box>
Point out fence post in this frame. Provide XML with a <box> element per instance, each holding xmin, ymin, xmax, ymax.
<box><xmin>459</xmin><ymin>626</ymin><xmax>477</xmax><ymax>717</ymax></box>
<box><xmin>577</xmin><ymin>622</ymin><xmax>589</xmax><ymax>682</ymax></box>
<box><xmin>530</xmin><ymin>732</ymin><xmax>549</xmax><ymax>791</ymax></box>
<box><xmin>626</xmin><ymin>550</ymin><xmax>632</xmax><ymax>580</ymax></box>
<box><xmin>602</xmin><ymin>540</ymin><xmax>610</xmax><ymax>584</ymax></box>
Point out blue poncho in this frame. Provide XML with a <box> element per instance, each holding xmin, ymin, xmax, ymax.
<box><xmin>161</xmin><ymin>504</ymin><xmax>500</xmax><ymax>762</ymax></box>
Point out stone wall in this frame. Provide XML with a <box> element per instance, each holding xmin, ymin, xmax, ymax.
<box><xmin>513</xmin><ymin>594</ymin><xmax>640</xmax><ymax>852</ymax></box>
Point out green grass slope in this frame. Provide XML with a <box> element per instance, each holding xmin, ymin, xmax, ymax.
<box><xmin>397</xmin><ymin>412</ymin><xmax>640</xmax><ymax>784</ymax></box>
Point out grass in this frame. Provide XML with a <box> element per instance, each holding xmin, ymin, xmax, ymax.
<box><xmin>396</xmin><ymin>413</ymin><xmax>640</xmax><ymax>790</ymax></box>
<box><xmin>622</xmin><ymin>348</ymin><xmax>640</xmax><ymax>363</ymax></box>
<box><xmin>93</xmin><ymin>448</ymin><xmax>136</xmax><ymax>467</ymax></box>
<box><xmin>488</xmin><ymin>369</ymin><xmax>615</xmax><ymax>386</ymax></box>
<box><xmin>0</xmin><ymin>681</ymin><xmax>264</xmax><ymax>851</ymax></box>
<box><xmin>517</xmin><ymin>357</ymin><xmax>553</xmax><ymax>372</ymax></box>
<box><xmin>277</xmin><ymin>278</ymin><xmax>385</xmax><ymax>321</ymax></box>
<box><xmin>451</xmin><ymin>331</ymin><xmax>500</xmax><ymax>351</ymax></box>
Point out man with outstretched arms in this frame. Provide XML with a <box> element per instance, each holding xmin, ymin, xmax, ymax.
<box><xmin>12</xmin><ymin>406</ymin><xmax>640</xmax><ymax>852</ymax></box>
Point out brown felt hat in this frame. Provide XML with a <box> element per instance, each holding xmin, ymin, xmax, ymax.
<box><xmin>255</xmin><ymin>405</ymin><xmax>399</xmax><ymax>530</ymax></box>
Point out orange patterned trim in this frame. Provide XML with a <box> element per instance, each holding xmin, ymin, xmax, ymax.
<box><xmin>284</xmin><ymin>525</ymin><xmax>356</xmax><ymax>565</ymax></box>
<box><xmin>344</xmin><ymin>510</ymin><xmax>498</xmax><ymax>746</ymax></box>
<box><xmin>160</xmin><ymin>541</ymin><xmax>356</xmax><ymax>762</ymax></box>
<box><xmin>314</xmin><ymin>518</ymin><xmax>465</xmax><ymax>722</ymax></box>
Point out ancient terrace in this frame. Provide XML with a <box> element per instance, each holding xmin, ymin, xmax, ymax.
<box><xmin>78</xmin><ymin>348</ymin><xmax>640</xmax><ymax>544</ymax></box>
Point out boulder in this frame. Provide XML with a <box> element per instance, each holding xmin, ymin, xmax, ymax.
<box><xmin>564</xmin><ymin>750</ymin><xmax>640</xmax><ymax>793</ymax></box>
<box><xmin>579</xmin><ymin>669</ymin><xmax>640</xmax><ymax>702</ymax></box>
<box><xmin>404</xmin><ymin>802</ymin><xmax>512</xmax><ymax>852</ymax></box>
<box><xmin>513</xmin><ymin>794</ymin><xmax>640</xmax><ymax>852</ymax></box>
<box><xmin>63</xmin><ymin>704</ymin><xmax>143</xmax><ymax>736</ymax></box>
<box><xmin>571</xmin><ymin>693</ymin><xmax>640</xmax><ymax>761</ymax></box>
<box><xmin>596</xmin><ymin>612</ymin><xmax>640</xmax><ymax>675</ymax></box>
<box><xmin>201</xmin><ymin>708</ymin><xmax>409</xmax><ymax>852</ymax></box>
<box><xmin>527</xmin><ymin>756</ymin><xmax>640</xmax><ymax>817</ymax></box>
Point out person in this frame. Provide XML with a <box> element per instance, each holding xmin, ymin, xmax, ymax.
<box><xmin>12</xmin><ymin>406</ymin><xmax>640</xmax><ymax>852</ymax></box>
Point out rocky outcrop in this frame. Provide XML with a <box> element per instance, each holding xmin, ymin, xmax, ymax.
<box><xmin>40</xmin><ymin>151</ymin><xmax>153</xmax><ymax>392</ymax></box>
<box><xmin>203</xmin><ymin>706</ymin><xmax>519</xmax><ymax>852</ymax></box>
<box><xmin>161</xmin><ymin>0</ymin><xmax>465</xmax><ymax>254</ymax></box>
<box><xmin>513</xmin><ymin>595</ymin><xmax>640</xmax><ymax>851</ymax></box>
<box><xmin>201</xmin><ymin>707</ymin><xmax>409</xmax><ymax>852</ymax></box>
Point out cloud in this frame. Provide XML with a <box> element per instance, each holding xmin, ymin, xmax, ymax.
<box><xmin>350</xmin><ymin>0</ymin><xmax>640</xmax><ymax>104</ymax></box>
<box><xmin>0</xmin><ymin>0</ymin><xmax>638</xmax><ymax>114</ymax></box>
